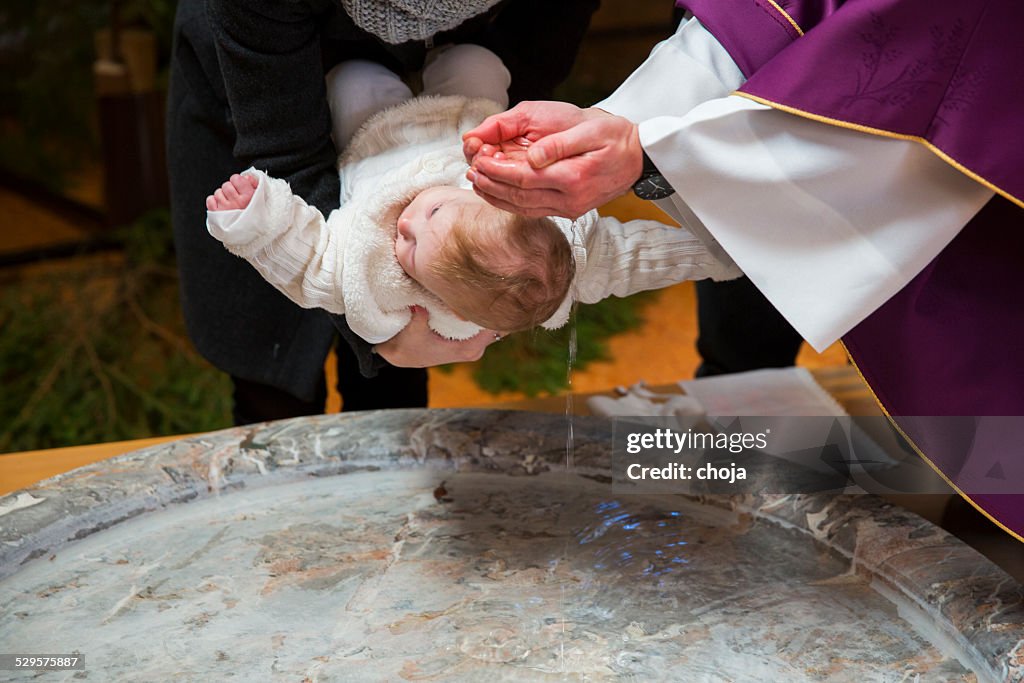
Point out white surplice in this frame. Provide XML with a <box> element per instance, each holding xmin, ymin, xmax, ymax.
<box><xmin>597</xmin><ymin>18</ymin><xmax>993</xmax><ymax>351</ymax></box>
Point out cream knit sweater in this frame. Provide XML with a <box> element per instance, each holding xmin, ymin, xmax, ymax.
<box><xmin>207</xmin><ymin>95</ymin><xmax>739</xmax><ymax>343</ymax></box>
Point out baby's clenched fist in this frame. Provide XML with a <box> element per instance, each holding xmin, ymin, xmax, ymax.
<box><xmin>206</xmin><ymin>173</ymin><xmax>259</xmax><ymax>211</ymax></box>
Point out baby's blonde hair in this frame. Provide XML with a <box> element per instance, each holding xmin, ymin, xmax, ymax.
<box><xmin>429</xmin><ymin>205</ymin><xmax>574</xmax><ymax>332</ymax></box>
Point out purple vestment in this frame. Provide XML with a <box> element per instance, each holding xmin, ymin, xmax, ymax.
<box><xmin>679</xmin><ymin>0</ymin><xmax>1024</xmax><ymax>539</ymax></box>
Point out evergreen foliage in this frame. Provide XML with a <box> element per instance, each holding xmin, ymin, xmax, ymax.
<box><xmin>0</xmin><ymin>210</ymin><xmax>232</xmax><ymax>452</ymax></box>
<box><xmin>470</xmin><ymin>291</ymin><xmax>657</xmax><ymax>397</ymax></box>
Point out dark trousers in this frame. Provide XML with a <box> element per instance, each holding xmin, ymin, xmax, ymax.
<box><xmin>695</xmin><ymin>276</ymin><xmax>803</xmax><ymax>378</ymax></box>
<box><xmin>232</xmin><ymin>340</ymin><xmax>427</xmax><ymax>425</ymax></box>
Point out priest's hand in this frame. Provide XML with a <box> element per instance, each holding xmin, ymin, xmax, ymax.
<box><xmin>463</xmin><ymin>101</ymin><xmax>643</xmax><ymax>219</ymax></box>
<box><xmin>373</xmin><ymin>306</ymin><xmax>501</xmax><ymax>368</ymax></box>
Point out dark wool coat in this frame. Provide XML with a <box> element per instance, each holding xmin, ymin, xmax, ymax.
<box><xmin>167</xmin><ymin>0</ymin><xmax>599</xmax><ymax>401</ymax></box>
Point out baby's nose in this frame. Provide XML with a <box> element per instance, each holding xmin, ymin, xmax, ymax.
<box><xmin>396</xmin><ymin>218</ymin><xmax>412</xmax><ymax>240</ymax></box>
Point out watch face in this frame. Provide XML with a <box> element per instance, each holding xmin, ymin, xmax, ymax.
<box><xmin>632</xmin><ymin>173</ymin><xmax>675</xmax><ymax>201</ymax></box>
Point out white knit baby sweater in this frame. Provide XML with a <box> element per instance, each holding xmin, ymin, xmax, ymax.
<box><xmin>207</xmin><ymin>95</ymin><xmax>739</xmax><ymax>343</ymax></box>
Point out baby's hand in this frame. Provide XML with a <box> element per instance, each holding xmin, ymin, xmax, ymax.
<box><xmin>374</xmin><ymin>306</ymin><xmax>500</xmax><ymax>367</ymax></box>
<box><xmin>465</xmin><ymin>137</ymin><xmax>533</xmax><ymax>165</ymax></box>
<box><xmin>206</xmin><ymin>173</ymin><xmax>258</xmax><ymax>211</ymax></box>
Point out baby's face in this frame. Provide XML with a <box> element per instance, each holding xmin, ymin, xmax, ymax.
<box><xmin>395</xmin><ymin>185</ymin><xmax>495</xmax><ymax>301</ymax></box>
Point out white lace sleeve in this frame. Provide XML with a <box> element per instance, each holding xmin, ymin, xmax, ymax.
<box><xmin>206</xmin><ymin>167</ymin><xmax>348</xmax><ymax>314</ymax></box>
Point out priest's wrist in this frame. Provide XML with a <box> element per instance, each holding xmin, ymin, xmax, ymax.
<box><xmin>632</xmin><ymin>149</ymin><xmax>676</xmax><ymax>201</ymax></box>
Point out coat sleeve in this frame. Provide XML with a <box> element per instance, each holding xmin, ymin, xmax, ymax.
<box><xmin>600</xmin><ymin>16</ymin><xmax>995</xmax><ymax>350</ymax></box>
<box><xmin>207</xmin><ymin>0</ymin><xmax>389</xmax><ymax>370</ymax></box>
<box><xmin>207</xmin><ymin>0</ymin><xmax>341</xmax><ymax>214</ymax></box>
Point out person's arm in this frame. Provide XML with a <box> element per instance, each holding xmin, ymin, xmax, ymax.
<box><xmin>574</xmin><ymin>213</ymin><xmax>741</xmax><ymax>305</ymax></box>
<box><xmin>466</xmin><ymin>15</ymin><xmax>994</xmax><ymax>352</ymax></box>
<box><xmin>208</xmin><ymin>0</ymin><xmax>340</xmax><ymax>212</ymax></box>
<box><xmin>557</xmin><ymin>18</ymin><xmax>992</xmax><ymax>349</ymax></box>
<box><xmin>638</xmin><ymin>97</ymin><xmax>994</xmax><ymax>351</ymax></box>
<box><xmin>206</xmin><ymin>169</ymin><xmax>348</xmax><ymax>314</ymax></box>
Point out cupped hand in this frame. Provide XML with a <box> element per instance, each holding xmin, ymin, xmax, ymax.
<box><xmin>373</xmin><ymin>306</ymin><xmax>502</xmax><ymax>368</ymax></box>
<box><xmin>464</xmin><ymin>105</ymin><xmax>643</xmax><ymax>219</ymax></box>
<box><xmin>462</xmin><ymin>100</ymin><xmax>593</xmax><ymax>164</ymax></box>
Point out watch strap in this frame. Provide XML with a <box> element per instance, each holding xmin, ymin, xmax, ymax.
<box><xmin>632</xmin><ymin>150</ymin><xmax>675</xmax><ymax>201</ymax></box>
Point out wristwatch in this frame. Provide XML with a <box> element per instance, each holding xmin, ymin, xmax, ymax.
<box><xmin>632</xmin><ymin>150</ymin><xmax>675</xmax><ymax>201</ymax></box>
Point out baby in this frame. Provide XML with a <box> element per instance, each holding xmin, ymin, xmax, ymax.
<box><xmin>207</xmin><ymin>169</ymin><xmax>574</xmax><ymax>338</ymax></box>
<box><xmin>206</xmin><ymin>46</ymin><xmax>739</xmax><ymax>345</ymax></box>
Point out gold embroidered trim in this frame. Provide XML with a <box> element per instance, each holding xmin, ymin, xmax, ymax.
<box><xmin>732</xmin><ymin>91</ymin><xmax>1024</xmax><ymax>209</ymax></box>
<box><xmin>841</xmin><ymin>341</ymin><xmax>1024</xmax><ymax>544</ymax></box>
<box><xmin>764</xmin><ymin>0</ymin><xmax>804</xmax><ymax>36</ymax></box>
